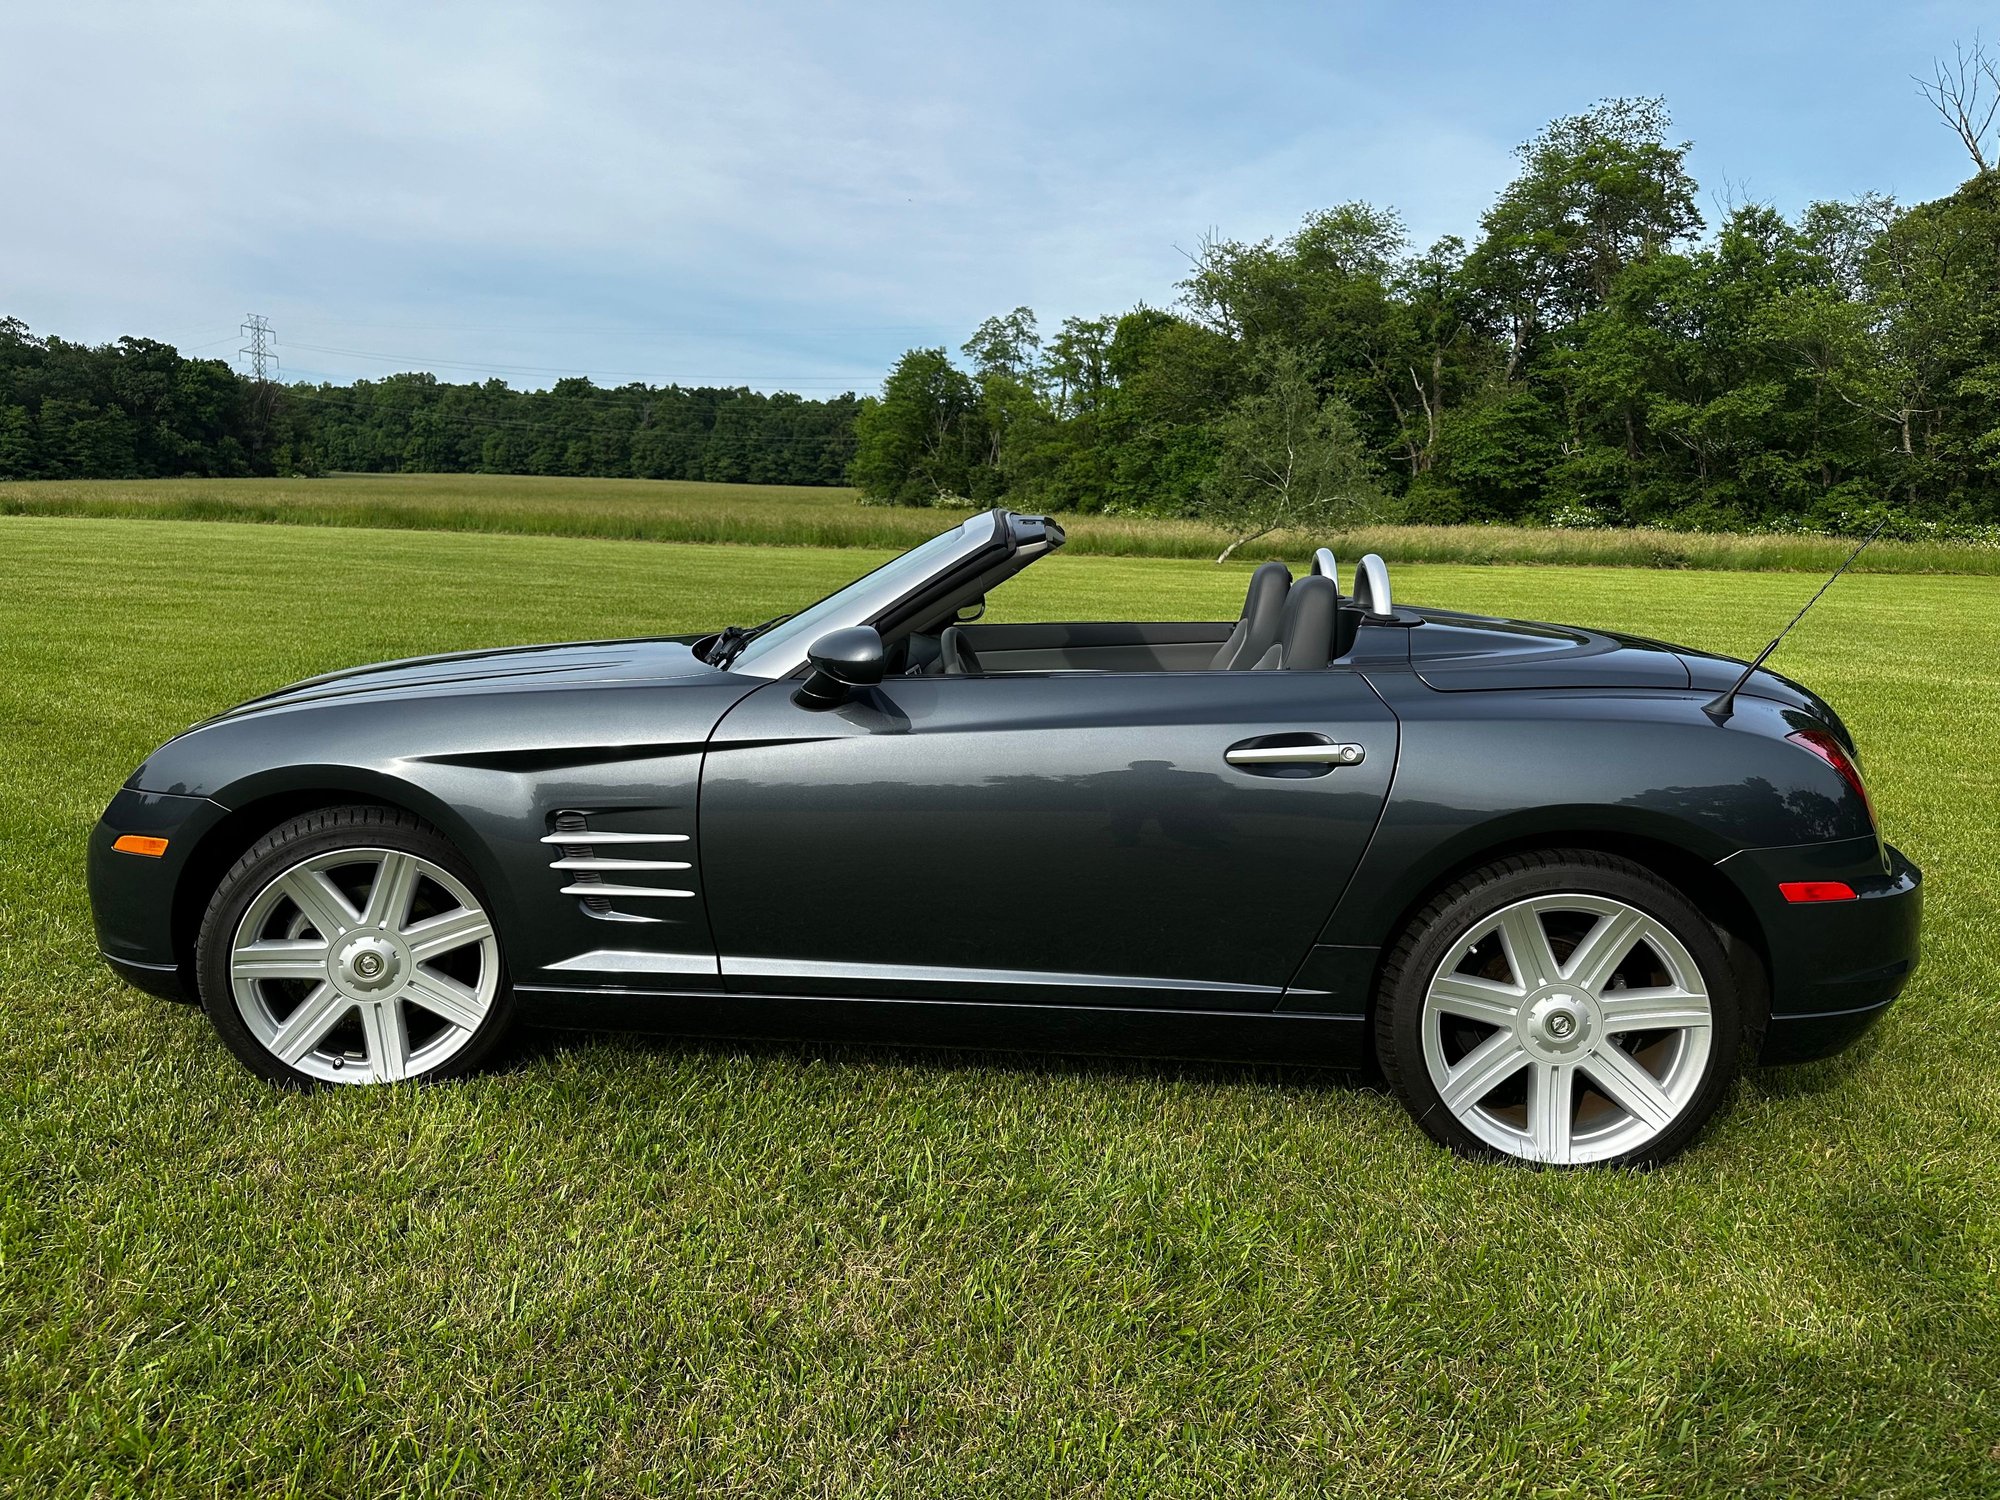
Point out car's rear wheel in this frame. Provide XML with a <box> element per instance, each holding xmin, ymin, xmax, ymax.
<box><xmin>1376</xmin><ymin>850</ymin><xmax>1745</xmax><ymax>1167</ymax></box>
<box><xmin>195</xmin><ymin>806</ymin><xmax>513</xmax><ymax>1086</ymax></box>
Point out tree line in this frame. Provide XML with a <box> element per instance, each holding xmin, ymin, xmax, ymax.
<box><xmin>852</xmin><ymin>56</ymin><xmax>2000</xmax><ymax>543</ymax></box>
<box><xmin>0</xmin><ymin>323</ymin><xmax>860</xmax><ymax>487</ymax></box>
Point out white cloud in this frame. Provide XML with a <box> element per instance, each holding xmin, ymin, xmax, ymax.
<box><xmin>0</xmin><ymin>0</ymin><xmax>1982</xmax><ymax>393</ymax></box>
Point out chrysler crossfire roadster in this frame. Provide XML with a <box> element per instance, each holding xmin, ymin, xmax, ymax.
<box><xmin>89</xmin><ymin>511</ymin><xmax>1921</xmax><ymax>1166</ymax></box>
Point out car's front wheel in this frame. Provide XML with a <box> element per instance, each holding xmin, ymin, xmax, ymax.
<box><xmin>195</xmin><ymin>805</ymin><xmax>514</xmax><ymax>1086</ymax></box>
<box><xmin>1376</xmin><ymin>850</ymin><xmax>1749</xmax><ymax>1167</ymax></box>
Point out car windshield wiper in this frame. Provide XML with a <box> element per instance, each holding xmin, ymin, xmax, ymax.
<box><xmin>702</xmin><ymin>613</ymin><xmax>793</xmax><ymax>668</ymax></box>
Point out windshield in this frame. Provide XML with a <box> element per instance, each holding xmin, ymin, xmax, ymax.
<box><xmin>727</xmin><ymin>514</ymin><xmax>996</xmax><ymax>676</ymax></box>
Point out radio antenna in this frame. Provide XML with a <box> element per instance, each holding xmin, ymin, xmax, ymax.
<box><xmin>1703</xmin><ymin>517</ymin><xmax>1890</xmax><ymax>724</ymax></box>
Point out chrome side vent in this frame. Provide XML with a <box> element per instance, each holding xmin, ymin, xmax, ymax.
<box><xmin>550</xmin><ymin>810</ymin><xmax>613</xmax><ymax>916</ymax></box>
<box><xmin>546</xmin><ymin>811</ymin><xmax>695</xmax><ymax>922</ymax></box>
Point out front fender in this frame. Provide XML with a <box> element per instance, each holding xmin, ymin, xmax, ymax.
<box><xmin>107</xmin><ymin>676</ymin><xmax>757</xmax><ymax>992</ymax></box>
<box><xmin>89</xmin><ymin>765</ymin><xmax>513</xmax><ymax>1001</ymax></box>
<box><xmin>203</xmin><ymin>762</ymin><xmax>508</xmax><ymax>906</ymax></box>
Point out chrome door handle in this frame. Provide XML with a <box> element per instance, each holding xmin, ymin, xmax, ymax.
<box><xmin>1225</xmin><ymin>743</ymin><xmax>1365</xmax><ymax>767</ymax></box>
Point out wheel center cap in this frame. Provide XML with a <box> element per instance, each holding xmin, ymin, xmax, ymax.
<box><xmin>331</xmin><ymin>933</ymin><xmax>406</xmax><ymax>995</ymax></box>
<box><xmin>1521</xmin><ymin>987</ymin><xmax>1597</xmax><ymax>1058</ymax></box>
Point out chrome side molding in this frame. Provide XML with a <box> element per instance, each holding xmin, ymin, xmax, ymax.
<box><xmin>559</xmin><ymin>882</ymin><xmax>697</xmax><ymax>899</ymax></box>
<box><xmin>548</xmin><ymin>855</ymin><xmax>693</xmax><ymax>871</ymax></box>
<box><xmin>545</xmin><ymin>949</ymin><xmax>719</xmax><ymax>976</ymax></box>
<box><xmin>538</xmin><ymin>831</ymin><xmax>690</xmax><ymax>844</ymax></box>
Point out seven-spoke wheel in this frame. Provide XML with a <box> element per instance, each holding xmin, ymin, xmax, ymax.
<box><xmin>197</xmin><ymin>806</ymin><xmax>513</xmax><ymax>1086</ymax></box>
<box><xmin>1378</xmin><ymin>851</ymin><xmax>1747</xmax><ymax>1167</ymax></box>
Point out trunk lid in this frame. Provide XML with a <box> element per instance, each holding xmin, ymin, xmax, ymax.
<box><xmin>1408</xmin><ymin>608</ymin><xmax>1692</xmax><ymax>691</ymax></box>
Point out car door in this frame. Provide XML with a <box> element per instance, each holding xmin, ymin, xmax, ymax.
<box><xmin>698</xmin><ymin>668</ymin><xmax>1398</xmax><ymax>1010</ymax></box>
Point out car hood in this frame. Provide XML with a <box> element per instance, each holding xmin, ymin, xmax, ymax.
<box><xmin>205</xmin><ymin>636</ymin><xmax>717</xmax><ymax>722</ymax></box>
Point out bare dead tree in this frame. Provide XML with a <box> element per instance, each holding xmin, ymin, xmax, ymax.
<box><xmin>1916</xmin><ymin>38</ymin><xmax>2000</xmax><ymax>174</ymax></box>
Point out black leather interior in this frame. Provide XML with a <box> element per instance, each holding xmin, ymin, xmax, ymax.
<box><xmin>938</xmin><ymin>623</ymin><xmax>972</xmax><ymax>674</ymax></box>
<box><xmin>1210</xmin><ymin>561</ymin><xmax>1291</xmax><ymax>670</ymax></box>
<box><xmin>1251</xmin><ymin>575</ymin><xmax>1341</xmax><ymax>669</ymax></box>
<box><xmin>921</xmin><ymin>567</ymin><xmax>1365</xmax><ymax>676</ymax></box>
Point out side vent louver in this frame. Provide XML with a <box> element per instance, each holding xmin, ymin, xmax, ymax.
<box><xmin>546</xmin><ymin>811</ymin><xmax>694</xmax><ymax>923</ymax></box>
<box><xmin>551</xmin><ymin>811</ymin><xmax>611</xmax><ymax>915</ymax></box>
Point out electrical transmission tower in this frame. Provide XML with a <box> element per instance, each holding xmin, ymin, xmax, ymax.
<box><xmin>239</xmin><ymin>314</ymin><xmax>278</xmax><ymax>382</ymax></box>
<box><xmin>239</xmin><ymin>314</ymin><xmax>281</xmax><ymax>446</ymax></box>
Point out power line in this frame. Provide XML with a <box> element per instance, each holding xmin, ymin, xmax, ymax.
<box><xmin>279</xmin><ymin>338</ymin><xmax>871</xmax><ymax>389</ymax></box>
<box><xmin>295</xmin><ymin>317</ymin><xmax>963</xmax><ymax>337</ymax></box>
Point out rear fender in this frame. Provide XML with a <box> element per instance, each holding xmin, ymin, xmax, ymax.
<box><xmin>1327</xmin><ymin>680</ymin><xmax>1872</xmax><ymax>955</ymax></box>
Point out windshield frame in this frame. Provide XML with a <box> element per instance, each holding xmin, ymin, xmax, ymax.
<box><xmin>724</xmin><ymin>512</ymin><xmax>1007</xmax><ymax>679</ymax></box>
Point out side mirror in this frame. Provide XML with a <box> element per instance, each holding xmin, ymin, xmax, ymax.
<box><xmin>795</xmin><ymin>626</ymin><xmax>886</xmax><ymax>708</ymax></box>
<box><xmin>954</xmin><ymin>596</ymin><xmax>987</xmax><ymax>624</ymax></box>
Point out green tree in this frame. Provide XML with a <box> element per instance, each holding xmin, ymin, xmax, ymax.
<box><xmin>0</xmin><ymin>404</ymin><xmax>34</xmax><ymax>478</ymax></box>
<box><xmin>1205</xmin><ymin>344</ymin><xmax>1378</xmax><ymax>561</ymax></box>
<box><xmin>960</xmin><ymin>308</ymin><xmax>1047</xmax><ymax>487</ymax></box>
<box><xmin>1098</xmin><ymin>307</ymin><xmax>1238</xmax><ymax>516</ymax></box>
<box><xmin>1470</xmin><ymin>98</ymin><xmax>1703</xmax><ymax>380</ymax></box>
<box><xmin>1002</xmin><ymin>316</ymin><xmax>1117</xmax><ymax>509</ymax></box>
<box><xmin>1181</xmin><ymin>203</ymin><xmax>1410</xmax><ymax>461</ymax></box>
<box><xmin>1858</xmin><ymin>175</ymin><xmax>2000</xmax><ymax>510</ymax></box>
<box><xmin>960</xmin><ymin>307</ymin><xmax>1040</xmax><ymax>381</ymax></box>
<box><xmin>1386</xmin><ymin>235</ymin><xmax>1496</xmax><ymax>485</ymax></box>
<box><xmin>848</xmin><ymin>348</ymin><xmax>990</xmax><ymax>504</ymax></box>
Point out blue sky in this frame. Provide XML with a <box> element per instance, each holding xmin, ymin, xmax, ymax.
<box><xmin>2</xmin><ymin>1</ymin><xmax>1989</xmax><ymax>395</ymax></box>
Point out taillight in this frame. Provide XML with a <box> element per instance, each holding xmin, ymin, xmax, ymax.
<box><xmin>1787</xmin><ymin>728</ymin><xmax>1875</xmax><ymax>827</ymax></box>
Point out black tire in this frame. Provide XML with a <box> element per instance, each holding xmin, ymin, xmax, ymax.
<box><xmin>195</xmin><ymin>804</ymin><xmax>515</xmax><ymax>1087</ymax></box>
<box><xmin>1375</xmin><ymin>849</ymin><xmax>1750</xmax><ymax>1168</ymax></box>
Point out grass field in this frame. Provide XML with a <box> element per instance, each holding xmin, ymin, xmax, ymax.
<box><xmin>3</xmin><ymin>515</ymin><xmax>1997</xmax><ymax>1497</ymax></box>
<box><xmin>6</xmin><ymin>471</ymin><xmax>1999</xmax><ymax>574</ymax></box>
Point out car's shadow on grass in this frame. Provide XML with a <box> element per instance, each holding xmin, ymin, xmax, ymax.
<box><xmin>507</xmin><ymin>1021</ymin><xmax>1388</xmax><ymax>1099</ymax></box>
<box><xmin>1745</xmin><ymin>1029</ymin><xmax>1882</xmax><ymax>1099</ymax></box>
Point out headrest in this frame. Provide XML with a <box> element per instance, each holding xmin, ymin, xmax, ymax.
<box><xmin>1213</xmin><ymin>559</ymin><xmax>1293</xmax><ymax>671</ymax></box>
<box><xmin>1279</xmin><ymin>574</ymin><xmax>1339</xmax><ymax>670</ymax></box>
<box><xmin>1246</xmin><ymin>559</ymin><xmax>1291</xmax><ymax>611</ymax></box>
<box><xmin>1239</xmin><ymin>559</ymin><xmax>1293</xmax><ymax>652</ymax></box>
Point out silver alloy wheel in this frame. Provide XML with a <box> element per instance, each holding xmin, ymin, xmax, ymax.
<box><xmin>1419</xmin><ymin>893</ymin><xmax>1713</xmax><ymax>1164</ymax></box>
<box><xmin>228</xmin><ymin>847</ymin><xmax>499</xmax><ymax>1085</ymax></box>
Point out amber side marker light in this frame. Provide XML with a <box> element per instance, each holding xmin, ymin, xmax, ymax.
<box><xmin>1780</xmin><ymin>880</ymin><xmax>1858</xmax><ymax>904</ymax></box>
<box><xmin>112</xmin><ymin>835</ymin><xmax>170</xmax><ymax>858</ymax></box>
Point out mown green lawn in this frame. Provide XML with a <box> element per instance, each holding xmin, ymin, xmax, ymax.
<box><xmin>2</xmin><ymin>516</ymin><xmax>1996</xmax><ymax>1497</ymax></box>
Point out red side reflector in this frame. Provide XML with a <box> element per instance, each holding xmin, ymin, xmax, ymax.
<box><xmin>1780</xmin><ymin>880</ymin><xmax>1858</xmax><ymax>904</ymax></box>
<box><xmin>112</xmin><ymin>835</ymin><xmax>170</xmax><ymax>858</ymax></box>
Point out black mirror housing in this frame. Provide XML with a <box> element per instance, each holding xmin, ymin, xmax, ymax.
<box><xmin>796</xmin><ymin>626</ymin><xmax>886</xmax><ymax>707</ymax></box>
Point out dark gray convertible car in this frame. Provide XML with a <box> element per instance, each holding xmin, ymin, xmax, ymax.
<box><xmin>89</xmin><ymin>510</ymin><xmax>1921</xmax><ymax>1166</ymax></box>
